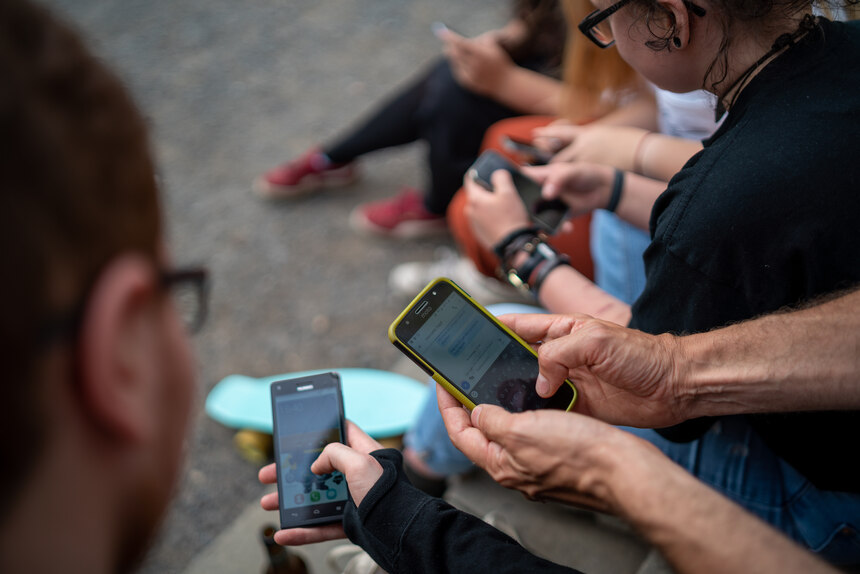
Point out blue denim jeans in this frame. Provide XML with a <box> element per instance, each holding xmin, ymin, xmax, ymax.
<box><xmin>622</xmin><ymin>418</ymin><xmax>860</xmax><ymax>565</ymax></box>
<box><xmin>589</xmin><ymin>210</ymin><xmax>650</xmax><ymax>305</ymax></box>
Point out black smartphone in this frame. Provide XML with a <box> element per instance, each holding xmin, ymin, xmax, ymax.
<box><xmin>469</xmin><ymin>150</ymin><xmax>568</xmax><ymax>234</ymax></box>
<box><xmin>271</xmin><ymin>372</ymin><xmax>349</xmax><ymax>529</ymax></box>
<box><xmin>388</xmin><ymin>278</ymin><xmax>577</xmax><ymax>413</ymax></box>
<box><xmin>501</xmin><ymin>135</ymin><xmax>554</xmax><ymax>165</ymax></box>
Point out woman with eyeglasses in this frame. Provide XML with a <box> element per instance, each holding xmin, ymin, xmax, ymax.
<box><xmin>453</xmin><ymin>0</ymin><xmax>860</xmax><ymax>564</ymax></box>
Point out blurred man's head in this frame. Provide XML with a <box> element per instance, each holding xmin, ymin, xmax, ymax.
<box><xmin>0</xmin><ymin>0</ymin><xmax>196</xmax><ymax>570</ymax></box>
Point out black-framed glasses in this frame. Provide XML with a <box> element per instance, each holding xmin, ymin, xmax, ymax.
<box><xmin>37</xmin><ymin>265</ymin><xmax>210</xmax><ymax>348</ymax></box>
<box><xmin>578</xmin><ymin>0</ymin><xmax>706</xmax><ymax>49</ymax></box>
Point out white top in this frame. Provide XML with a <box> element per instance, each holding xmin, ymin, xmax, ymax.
<box><xmin>654</xmin><ymin>87</ymin><xmax>721</xmax><ymax>140</ymax></box>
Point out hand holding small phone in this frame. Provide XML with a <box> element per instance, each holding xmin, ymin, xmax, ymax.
<box><xmin>260</xmin><ymin>420</ymin><xmax>385</xmax><ymax>547</ymax></box>
<box><xmin>269</xmin><ymin>373</ymin><xmax>351</xmax><ymax>531</ymax></box>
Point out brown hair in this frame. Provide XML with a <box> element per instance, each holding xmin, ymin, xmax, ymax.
<box><xmin>0</xmin><ymin>0</ymin><xmax>161</xmax><ymax>519</ymax></box>
<box><xmin>628</xmin><ymin>0</ymin><xmax>860</xmax><ymax>91</ymax></box>
<box><xmin>560</xmin><ymin>0</ymin><xmax>639</xmax><ymax>122</ymax></box>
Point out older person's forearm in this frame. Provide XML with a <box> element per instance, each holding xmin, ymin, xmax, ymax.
<box><xmin>606</xmin><ymin>439</ymin><xmax>838</xmax><ymax>574</ymax></box>
<box><xmin>677</xmin><ymin>288</ymin><xmax>860</xmax><ymax>418</ymax></box>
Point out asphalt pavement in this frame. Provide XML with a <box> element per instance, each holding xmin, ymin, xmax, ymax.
<box><xmin>42</xmin><ymin>1</ymin><xmax>500</xmax><ymax>571</ymax></box>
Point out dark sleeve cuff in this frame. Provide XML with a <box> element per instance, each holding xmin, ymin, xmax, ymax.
<box><xmin>342</xmin><ymin>448</ymin><xmax>584</xmax><ymax>574</ymax></box>
<box><xmin>342</xmin><ymin>448</ymin><xmax>433</xmax><ymax>572</ymax></box>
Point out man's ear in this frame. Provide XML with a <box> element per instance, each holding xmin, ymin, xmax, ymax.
<box><xmin>657</xmin><ymin>0</ymin><xmax>692</xmax><ymax>49</ymax></box>
<box><xmin>76</xmin><ymin>254</ymin><xmax>161</xmax><ymax>443</ymax></box>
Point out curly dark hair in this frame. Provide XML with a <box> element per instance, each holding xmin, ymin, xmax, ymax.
<box><xmin>629</xmin><ymin>1</ymin><xmax>859</xmax><ymax>91</ymax></box>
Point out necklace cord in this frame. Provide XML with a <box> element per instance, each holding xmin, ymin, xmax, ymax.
<box><xmin>715</xmin><ymin>13</ymin><xmax>819</xmax><ymax>120</ymax></box>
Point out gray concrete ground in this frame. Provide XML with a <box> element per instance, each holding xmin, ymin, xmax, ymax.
<box><xmin>43</xmin><ymin>1</ymin><xmax>500</xmax><ymax>571</ymax></box>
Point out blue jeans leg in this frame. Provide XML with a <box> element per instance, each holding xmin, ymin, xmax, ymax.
<box><xmin>621</xmin><ymin>416</ymin><xmax>860</xmax><ymax>566</ymax></box>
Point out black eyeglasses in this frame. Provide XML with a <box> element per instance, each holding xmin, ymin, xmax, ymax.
<box><xmin>37</xmin><ymin>265</ymin><xmax>210</xmax><ymax>348</ymax></box>
<box><xmin>579</xmin><ymin>0</ymin><xmax>706</xmax><ymax>49</ymax></box>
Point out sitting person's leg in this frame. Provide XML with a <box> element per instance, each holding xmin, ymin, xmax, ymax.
<box><xmin>589</xmin><ymin>210</ymin><xmax>650</xmax><ymax>304</ymax></box>
<box><xmin>621</xmin><ymin>417</ymin><xmax>860</xmax><ymax>565</ymax></box>
<box><xmin>350</xmin><ymin>60</ymin><xmax>530</xmax><ymax>237</ymax></box>
<box><xmin>254</xmin><ymin>58</ymin><xmax>445</xmax><ymax>199</ymax></box>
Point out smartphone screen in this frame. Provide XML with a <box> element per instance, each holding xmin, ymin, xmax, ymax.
<box><xmin>270</xmin><ymin>373</ymin><xmax>349</xmax><ymax>529</ymax></box>
<box><xmin>470</xmin><ymin>150</ymin><xmax>568</xmax><ymax>233</ymax></box>
<box><xmin>501</xmin><ymin>136</ymin><xmax>553</xmax><ymax>165</ymax></box>
<box><xmin>392</xmin><ymin>280</ymin><xmax>576</xmax><ymax>412</ymax></box>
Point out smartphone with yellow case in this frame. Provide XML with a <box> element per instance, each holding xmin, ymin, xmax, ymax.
<box><xmin>388</xmin><ymin>277</ymin><xmax>577</xmax><ymax>412</ymax></box>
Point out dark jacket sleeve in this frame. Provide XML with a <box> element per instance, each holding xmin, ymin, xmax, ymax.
<box><xmin>342</xmin><ymin>448</ymin><xmax>584</xmax><ymax>574</ymax></box>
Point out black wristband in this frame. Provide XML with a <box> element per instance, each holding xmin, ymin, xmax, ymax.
<box><xmin>532</xmin><ymin>254</ymin><xmax>570</xmax><ymax>298</ymax></box>
<box><xmin>606</xmin><ymin>168</ymin><xmax>625</xmax><ymax>213</ymax></box>
<box><xmin>501</xmin><ymin>237</ymin><xmax>558</xmax><ymax>293</ymax></box>
<box><xmin>493</xmin><ymin>226</ymin><xmax>541</xmax><ymax>260</ymax></box>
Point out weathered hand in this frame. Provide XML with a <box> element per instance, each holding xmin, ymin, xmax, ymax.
<box><xmin>498</xmin><ymin>313</ymin><xmax>691</xmax><ymax>428</ymax></box>
<box><xmin>437</xmin><ymin>384</ymin><xmax>653</xmax><ymax>510</ymax></box>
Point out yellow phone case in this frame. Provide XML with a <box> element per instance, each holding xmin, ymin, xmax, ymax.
<box><xmin>388</xmin><ymin>277</ymin><xmax>577</xmax><ymax>412</ymax></box>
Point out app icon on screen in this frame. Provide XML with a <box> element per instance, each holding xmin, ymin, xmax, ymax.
<box><xmin>310</xmin><ymin>491</ymin><xmax>321</xmax><ymax>502</ymax></box>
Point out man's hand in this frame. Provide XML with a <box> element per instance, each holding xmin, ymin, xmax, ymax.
<box><xmin>437</xmin><ymin>384</ymin><xmax>660</xmax><ymax>510</ymax></box>
<box><xmin>499</xmin><ymin>313</ymin><xmax>692</xmax><ymax>429</ymax></box>
<box><xmin>463</xmin><ymin>168</ymin><xmax>532</xmax><ymax>249</ymax></box>
<box><xmin>259</xmin><ymin>421</ymin><xmax>384</xmax><ymax>546</ymax></box>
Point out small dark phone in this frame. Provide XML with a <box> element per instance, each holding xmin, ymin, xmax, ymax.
<box><xmin>271</xmin><ymin>372</ymin><xmax>349</xmax><ymax>530</ymax></box>
<box><xmin>470</xmin><ymin>150</ymin><xmax>568</xmax><ymax>234</ymax></box>
<box><xmin>501</xmin><ymin>135</ymin><xmax>554</xmax><ymax>165</ymax></box>
<box><xmin>389</xmin><ymin>278</ymin><xmax>577</xmax><ymax>413</ymax></box>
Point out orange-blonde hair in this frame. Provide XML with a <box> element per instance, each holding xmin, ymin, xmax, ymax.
<box><xmin>560</xmin><ymin>0</ymin><xmax>639</xmax><ymax>122</ymax></box>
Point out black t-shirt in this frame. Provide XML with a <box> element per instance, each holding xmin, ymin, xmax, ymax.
<box><xmin>629</xmin><ymin>19</ymin><xmax>860</xmax><ymax>492</ymax></box>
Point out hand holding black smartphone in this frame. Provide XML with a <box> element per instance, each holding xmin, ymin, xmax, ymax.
<box><xmin>469</xmin><ymin>150</ymin><xmax>569</xmax><ymax>234</ymax></box>
<box><xmin>271</xmin><ymin>372</ymin><xmax>349</xmax><ymax>529</ymax></box>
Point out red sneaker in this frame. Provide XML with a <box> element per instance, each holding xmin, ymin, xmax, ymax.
<box><xmin>253</xmin><ymin>148</ymin><xmax>358</xmax><ymax>199</ymax></box>
<box><xmin>349</xmin><ymin>188</ymin><xmax>447</xmax><ymax>238</ymax></box>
